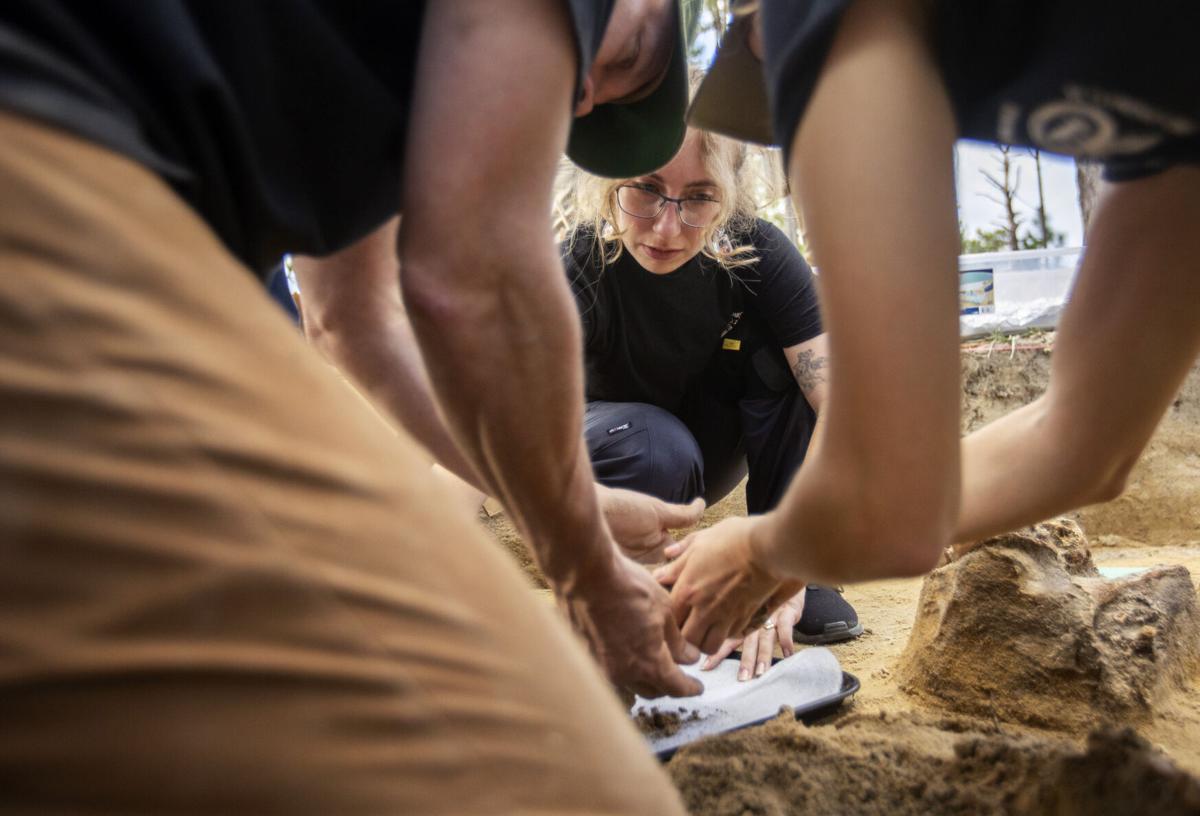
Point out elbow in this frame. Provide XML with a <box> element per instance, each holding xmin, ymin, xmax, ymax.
<box><xmin>398</xmin><ymin>257</ymin><xmax>465</xmax><ymax>336</ymax></box>
<box><xmin>300</xmin><ymin>298</ymin><xmax>349</xmax><ymax>364</ymax></box>
<box><xmin>301</xmin><ymin>293</ymin><xmax>385</xmax><ymax>368</ymax></box>
<box><xmin>398</xmin><ymin>234</ymin><xmax>491</xmax><ymax>339</ymax></box>
<box><xmin>850</xmin><ymin>470</ymin><xmax>958</xmax><ymax>579</ymax></box>
<box><xmin>1037</xmin><ymin>395</ymin><xmax>1141</xmax><ymax>508</ymax></box>
<box><xmin>1078</xmin><ymin>452</ymin><xmax>1136</xmax><ymax>506</ymax></box>
<box><xmin>788</xmin><ymin>464</ymin><xmax>955</xmax><ymax>583</ymax></box>
<box><xmin>862</xmin><ymin>507</ymin><xmax>954</xmax><ymax>578</ymax></box>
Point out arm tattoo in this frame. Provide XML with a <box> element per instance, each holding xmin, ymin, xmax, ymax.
<box><xmin>791</xmin><ymin>349</ymin><xmax>828</xmax><ymax>393</ymax></box>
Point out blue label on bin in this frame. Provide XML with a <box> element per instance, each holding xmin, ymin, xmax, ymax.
<box><xmin>960</xmin><ymin>269</ymin><xmax>995</xmax><ymax>315</ymax></box>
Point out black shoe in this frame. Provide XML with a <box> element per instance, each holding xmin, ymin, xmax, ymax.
<box><xmin>793</xmin><ymin>585</ymin><xmax>863</xmax><ymax>645</ymax></box>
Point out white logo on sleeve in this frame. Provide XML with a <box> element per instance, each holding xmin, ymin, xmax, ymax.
<box><xmin>1004</xmin><ymin>85</ymin><xmax>1197</xmax><ymax>159</ymax></box>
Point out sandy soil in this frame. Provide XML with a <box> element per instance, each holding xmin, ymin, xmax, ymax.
<box><xmin>485</xmin><ymin>348</ymin><xmax>1200</xmax><ymax>813</ymax></box>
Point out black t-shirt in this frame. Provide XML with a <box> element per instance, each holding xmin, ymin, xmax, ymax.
<box><xmin>0</xmin><ymin>1</ymin><xmax>610</xmax><ymax>274</ymax></box>
<box><xmin>564</xmin><ymin>218</ymin><xmax>822</xmax><ymax>413</ymax></box>
<box><xmin>761</xmin><ymin>0</ymin><xmax>1200</xmax><ymax>181</ymax></box>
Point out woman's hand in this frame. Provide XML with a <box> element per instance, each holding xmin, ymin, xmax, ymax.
<box><xmin>654</xmin><ymin>515</ymin><xmax>804</xmax><ymax>655</ymax></box>
<box><xmin>700</xmin><ymin>588</ymin><xmax>806</xmax><ymax>681</ymax></box>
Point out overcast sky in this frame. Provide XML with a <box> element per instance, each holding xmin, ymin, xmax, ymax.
<box><xmin>954</xmin><ymin>141</ymin><xmax>1085</xmax><ymax>249</ymax></box>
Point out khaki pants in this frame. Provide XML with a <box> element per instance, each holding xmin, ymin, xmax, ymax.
<box><xmin>0</xmin><ymin>112</ymin><xmax>685</xmax><ymax>815</ymax></box>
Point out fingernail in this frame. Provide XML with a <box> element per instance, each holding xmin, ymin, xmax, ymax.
<box><xmin>737</xmin><ymin>668</ymin><xmax>750</xmax><ymax>681</ymax></box>
<box><xmin>756</xmin><ymin>662</ymin><xmax>766</xmax><ymax>677</ymax></box>
<box><xmin>682</xmin><ymin>644</ymin><xmax>700</xmax><ymax>663</ymax></box>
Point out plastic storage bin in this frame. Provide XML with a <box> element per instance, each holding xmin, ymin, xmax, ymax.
<box><xmin>958</xmin><ymin>246</ymin><xmax>1083</xmax><ymax>339</ymax></box>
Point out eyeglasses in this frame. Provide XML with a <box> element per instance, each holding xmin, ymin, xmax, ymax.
<box><xmin>616</xmin><ymin>184</ymin><xmax>721</xmax><ymax>229</ymax></box>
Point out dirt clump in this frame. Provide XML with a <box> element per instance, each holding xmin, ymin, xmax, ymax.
<box><xmin>667</xmin><ymin>709</ymin><xmax>1200</xmax><ymax>816</ymax></box>
<box><xmin>634</xmin><ymin>707</ymin><xmax>699</xmax><ymax>738</ymax></box>
<box><xmin>897</xmin><ymin>519</ymin><xmax>1200</xmax><ymax>730</ymax></box>
<box><xmin>1017</xmin><ymin>727</ymin><xmax>1200</xmax><ymax>815</ymax></box>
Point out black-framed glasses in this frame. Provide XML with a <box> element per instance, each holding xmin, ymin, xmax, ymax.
<box><xmin>616</xmin><ymin>184</ymin><xmax>721</xmax><ymax>229</ymax></box>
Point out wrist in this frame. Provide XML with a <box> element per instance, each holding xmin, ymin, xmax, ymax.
<box><xmin>748</xmin><ymin>512</ymin><xmax>790</xmax><ymax>581</ymax></box>
<box><xmin>551</xmin><ymin>538</ymin><xmax>622</xmax><ymax>602</ymax></box>
<box><xmin>593</xmin><ymin>481</ymin><xmax>615</xmax><ymax>512</ymax></box>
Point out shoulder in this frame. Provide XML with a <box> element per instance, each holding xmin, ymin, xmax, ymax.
<box><xmin>743</xmin><ymin>219</ymin><xmax>809</xmax><ymax>270</ymax></box>
<box><xmin>745</xmin><ymin>218</ymin><xmax>791</xmax><ymax>250</ymax></box>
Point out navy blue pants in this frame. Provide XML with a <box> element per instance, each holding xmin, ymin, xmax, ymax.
<box><xmin>585</xmin><ymin>330</ymin><xmax>816</xmax><ymax>515</ymax></box>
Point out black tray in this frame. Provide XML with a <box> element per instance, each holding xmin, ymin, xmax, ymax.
<box><xmin>652</xmin><ymin>670</ymin><xmax>860</xmax><ymax>761</ymax></box>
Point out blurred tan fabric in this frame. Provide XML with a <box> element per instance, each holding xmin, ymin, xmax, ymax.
<box><xmin>0</xmin><ymin>111</ymin><xmax>684</xmax><ymax>816</ymax></box>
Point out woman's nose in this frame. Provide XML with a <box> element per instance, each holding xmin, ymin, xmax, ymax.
<box><xmin>652</xmin><ymin>204</ymin><xmax>681</xmax><ymax>236</ymax></box>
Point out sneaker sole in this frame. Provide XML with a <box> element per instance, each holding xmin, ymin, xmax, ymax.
<box><xmin>792</xmin><ymin>620</ymin><xmax>864</xmax><ymax>645</ymax></box>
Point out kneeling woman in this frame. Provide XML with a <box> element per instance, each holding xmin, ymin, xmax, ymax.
<box><xmin>561</xmin><ymin>127</ymin><xmax>861</xmax><ymax>680</ymax></box>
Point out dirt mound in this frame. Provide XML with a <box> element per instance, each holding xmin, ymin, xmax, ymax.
<box><xmin>962</xmin><ymin>351</ymin><xmax>1200</xmax><ymax>547</ymax></box>
<box><xmin>667</xmin><ymin>710</ymin><xmax>1200</xmax><ymax>816</ymax></box>
<box><xmin>897</xmin><ymin>520</ymin><xmax>1200</xmax><ymax>730</ymax></box>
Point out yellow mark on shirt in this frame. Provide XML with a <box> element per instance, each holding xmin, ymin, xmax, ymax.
<box><xmin>722</xmin><ymin>338</ymin><xmax>741</xmax><ymax>351</ymax></box>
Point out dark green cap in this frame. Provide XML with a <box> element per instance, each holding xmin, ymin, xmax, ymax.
<box><xmin>567</xmin><ymin>0</ymin><xmax>694</xmax><ymax>178</ymax></box>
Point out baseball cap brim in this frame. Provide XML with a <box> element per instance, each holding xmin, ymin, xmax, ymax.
<box><xmin>566</xmin><ymin>2</ymin><xmax>690</xmax><ymax>178</ymax></box>
<box><xmin>686</xmin><ymin>12</ymin><xmax>774</xmax><ymax>146</ymax></box>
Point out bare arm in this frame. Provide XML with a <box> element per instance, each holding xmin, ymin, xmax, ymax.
<box><xmin>290</xmin><ymin>218</ymin><xmax>484</xmax><ymax>488</ymax></box>
<box><xmin>783</xmin><ymin>331</ymin><xmax>831</xmax><ymax>457</ymax></box>
<box><xmin>662</xmin><ymin>0</ymin><xmax>962</xmax><ymax>652</ymax></box>
<box><xmin>784</xmin><ymin>332</ymin><xmax>830</xmax><ymax>411</ymax></box>
<box><xmin>400</xmin><ymin>0</ymin><xmax>607</xmax><ymax>583</ymax></box>
<box><xmin>294</xmin><ymin>220</ymin><xmax>704</xmax><ymax>562</ymax></box>
<box><xmin>956</xmin><ymin>166</ymin><xmax>1200</xmax><ymax>545</ymax></box>
<box><xmin>398</xmin><ymin>0</ymin><xmax>700</xmax><ymax>696</ymax></box>
<box><xmin>757</xmin><ymin>0</ymin><xmax>962</xmax><ymax>583</ymax></box>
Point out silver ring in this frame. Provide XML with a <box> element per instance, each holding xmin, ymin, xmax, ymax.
<box><xmin>762</xmin><ymin>619</ymin><xmax>776</xmax><ymax>630</ymax></box>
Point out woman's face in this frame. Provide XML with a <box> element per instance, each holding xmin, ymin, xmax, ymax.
<box><xmin>614</xmin><ymin>133</ymin><xmax>721</xmax><ymax>274</ymax></box>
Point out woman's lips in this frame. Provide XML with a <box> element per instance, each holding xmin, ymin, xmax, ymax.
<box><xmin>641</xmin><ymin>245</ymin><xmax>682</xmax><ymax>261</ymax></box>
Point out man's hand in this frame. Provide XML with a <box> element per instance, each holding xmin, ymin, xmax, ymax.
<box><xmin>699</xmin><ymin>588</ymin><xmax>806</xmax><ymax>681</ymax></box>
<box><xmin>561</xmin><ymin>552</ymin><xmax>704</xmax><ymax>700</ymax></box>
<box><xmin>596</xmin><ymin>484</ymin><xmax>705</xmax><ymax>564</ymax></box>
<box><xmin>655</xmin><ymin>515</ymin><xmax>804</xmax><ymax>655</ymax></box>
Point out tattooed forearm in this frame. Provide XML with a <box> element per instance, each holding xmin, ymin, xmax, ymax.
<box><xmin>791</xmin><ymin>349</ymin><xmax>828</xmax><ymax>392</ymax></box>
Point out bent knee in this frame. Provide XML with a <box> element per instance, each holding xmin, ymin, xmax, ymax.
<box><xmin>585</xmin><ymin>402</ymin><xmax>703</xmax><ymax>503</ymax></box>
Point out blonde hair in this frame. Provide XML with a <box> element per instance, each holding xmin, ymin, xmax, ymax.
<box><xmin>556</xmin><ymin>69</ymin><xmax>783</xmax><ymax>273</ymax></box>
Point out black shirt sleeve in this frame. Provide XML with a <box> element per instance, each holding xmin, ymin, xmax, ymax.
<box><xmin>742</xmin><ymin>219</ymin><xmax>823</xmax><ymax>348</ymax></box>
<box><xmin>760</xmin><ymin>0</ymin><xmax>854</xmax><ymax>161</ymax></box>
